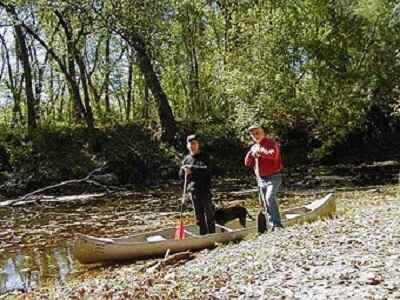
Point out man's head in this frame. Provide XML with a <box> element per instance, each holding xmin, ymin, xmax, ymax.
<box><xmin>248</xmin><ymin>124</ymin><xmax>266</xmax><ymax>143</ymax></box>
<box><xmin>186</xmin><ymin>134</ymin><xmax>201</xmax><ymax>154</ymax></box>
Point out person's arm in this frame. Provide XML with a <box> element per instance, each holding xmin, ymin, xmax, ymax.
<box><xmin>244</xmin><ymin>148</ymin><xmax>255</xmax><ymax>168</ymax></box>
<box><xmin>257</xmin><ymin>140</ymin><xmax>280</xmax><ymax>160</ymax></box>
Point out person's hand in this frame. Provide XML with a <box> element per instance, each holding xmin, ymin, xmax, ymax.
<box><xmin>266</xmin><ymin>149</ymin><xmax>275</xmax><ymax>155</ymax></box>
<box><xmin>182</xmin><ymin>165</ymin><xmax>192</xmax><ymax>175</ymax></box>
<box><xmin>251</xmin><ymin>144</ymin><xmax>261</xmax><ymax>157</ymax></box>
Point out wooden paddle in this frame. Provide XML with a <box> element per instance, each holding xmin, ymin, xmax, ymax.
<box><xmin>255</xmin><ymin>154</ymin><xmax>268</xmax><ymax>233</ymax></box>
<box><xmin>175</xmin><ymin>170</ymin><xmax>188</xmax><ymax>240</ymax></box>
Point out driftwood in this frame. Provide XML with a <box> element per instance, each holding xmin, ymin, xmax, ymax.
<box><xmin>0</xmin><ymin>168</ymin><xmax>125</xmax><ymax>207</ymax></box>
<box><xmin>146</xmin><ymin>251</ymin><xmax>194</xmax><ymax>273</ymax></box>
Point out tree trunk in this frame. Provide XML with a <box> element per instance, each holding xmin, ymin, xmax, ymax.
<box><xmin>14</xmin><ymin>24</ymin><xmax>37</xmax><ymax>135</ymax></box>
<box><xmin>55</xmin><ymin>10</ymin><xmax>94</xmax><ymax>130</ymax></box>
<box><xmin>143</xmin><ymin>80</ymin><xmax>149</xmax><ymax>120</ymax></box>
<box><xmin>3</xmin><ymin>4</ymin><xmax>90</xmax><ymax>128</ymax></box>
<box><xmin>48</xmin><ymin>66</ymin><xmax>55</xmax><ymax>120</ymax></box>
<box><xmin>0</xmin><ymin>31</ymin><xmax>22</xmax><ymax>126</ymax></box>
<box><xmin>75</xmin><ymin>52</ymin><xmax>95</xmax><ymax>130</ymax></box>
<box><xmin>116</xmin><ymin>95</ymin><xmax>123</xmax><ymax>121</ymax></box>
<box><xmin>129</xmin><ymin>33</ymin><xmax>176</xmax><ymax>143</ymax></box>
<box><xmin>58</xmin><ymin>84</ymin><xmax>66</xmax><ymax>121</ymax></box>
<box><xmin>104</xmin><ymin>36</ymin><xmax>111</xmax><ymax>113</ymax></box>
<box><xmin>126</xmin><ymin>52</ymin><xmax>134</xmax><ymax>121</ymax></box>
<box><xmin>30</xmin><ymin>40</ymin><xmax>46</xmax><ymax>108</ymax></box>
<box><xmin>192</xmin><ymin>45</ymin><xmax>201</xmax><ymax>114</ymax></box>
<box><xmin>66</xmin><ymin>44</ymin><xmax>85</xmax><ymax>123</ymax></box>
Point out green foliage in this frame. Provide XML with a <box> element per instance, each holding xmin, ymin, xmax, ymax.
<box><xmin>0</xmin><ymin>126</ymin><xmax>95</xmax><ymax>191</ymax></box>
<box><xmin>92</xmin><ymin>124</ymin><xmax>179</xmax><ymax>184</ymax></box>
<box><xmin>204</xmin><ymin>0</ymin><xmax>400</xmax><ymax>158</ymax></box>
<box><xmin>1</xmin><ymin>0</ymin><xmax>400</xmax><ymax>163</ymax></box>
<box><xmin>0</xmin><ymin>123</ymin><xmax>183</xmax><ymax>194</ymax></box>
<box><xmin>193</xmin><ymin>123</ymin><xmax>247</xmax><ymax>175</ymax></box>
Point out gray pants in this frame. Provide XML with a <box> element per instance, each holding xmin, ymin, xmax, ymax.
<box><xmin>258</xmin><ymin>173</ymin><xmax>282</xmax><ymax>227</ymax></box>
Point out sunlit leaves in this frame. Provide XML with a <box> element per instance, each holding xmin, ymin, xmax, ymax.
<box><xmin>0</xmin><ymin>0</ymin><xmax>399</xmax><ymax>156</ymax></box>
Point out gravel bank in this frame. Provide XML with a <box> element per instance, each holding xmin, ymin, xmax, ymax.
<box><xmin>8</xmin><ymin>192</ymin><xmax>400</xmax><ymax>300</ymax></box>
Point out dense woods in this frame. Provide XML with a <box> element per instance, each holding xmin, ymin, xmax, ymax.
<box><xmin>0</xmin><ymin>0</ymin><xmax>399</xmax><ymax>193</ymax></box>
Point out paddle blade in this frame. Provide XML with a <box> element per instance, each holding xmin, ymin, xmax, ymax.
<box><xmin>174</xmin><ymin>220</ymin><xmax>185</xmax><ymax>240</ymax></box>
<box><xmin>257</xmin><ymin>211</ymin><xmax>267</xmax><ymax>233</ymax></box>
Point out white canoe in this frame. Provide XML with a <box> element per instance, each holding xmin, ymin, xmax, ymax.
<box><xmin>73</xmin><ymin>193</ymin><xmax>335</xmax><ymax>264</ymax></box>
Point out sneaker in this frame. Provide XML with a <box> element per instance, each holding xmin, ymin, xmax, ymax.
<box><xmin>272</xmin><ymin>224</ymin><xmax>284</xmax><ymax>232</ymax></box>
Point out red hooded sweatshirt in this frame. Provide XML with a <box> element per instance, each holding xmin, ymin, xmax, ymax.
<box><xmin>244</xmin><ymin>137</ymin><xmax>283</xmax><ymax>176</ymax></box>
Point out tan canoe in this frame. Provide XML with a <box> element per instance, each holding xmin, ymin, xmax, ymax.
<box><xmin>73</xmin><ymin>193</ymin><xmax>335</xmax><ymax>264</ymax></box>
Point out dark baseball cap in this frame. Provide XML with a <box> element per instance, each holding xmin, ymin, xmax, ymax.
<box><xmin>186</xmin><ymin>134</ymin><xmax>200</xmax><ymax>143</ymax></box>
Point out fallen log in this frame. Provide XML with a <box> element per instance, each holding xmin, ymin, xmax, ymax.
<box><xmin>0</xmin><ymin>168</ymin><xmax>125</xmax><ymax>207</ymax></box>
<box><xmin>146</xmin><ymin>251</ymin><xmax>194</xmax><ymax>273</ymax></box>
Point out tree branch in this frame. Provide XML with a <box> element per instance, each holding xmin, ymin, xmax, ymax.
<box><xmin>1</xmin><ymin>169</ymin><xmax>125</xmax><ymax>207</ymax></box>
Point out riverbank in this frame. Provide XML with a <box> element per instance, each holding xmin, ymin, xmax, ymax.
<box><xmin>3</xmin><ymin>180</ymin><xmax>399</xmax><ymax>299</ymax></box>
<box><xmin>1</xmin><ymin>122</ymin><xmax>399</xmax><ymax>199</ymax></box>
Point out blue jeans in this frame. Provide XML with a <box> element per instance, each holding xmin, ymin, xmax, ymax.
<box><xmin>258</xmin><ymin>173</ymin><xmax>282</xmax><ymax>227</ymax></box>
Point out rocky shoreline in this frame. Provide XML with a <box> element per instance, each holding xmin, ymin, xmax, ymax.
<box><xmin>12</xmin><ymin>185</ymin><xmax>399</xmax><ymax>300</ymax></box>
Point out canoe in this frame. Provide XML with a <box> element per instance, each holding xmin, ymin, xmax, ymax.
<box><xmin>73</xmin><ymin>193</ymin><xmax>335</xmax><ymax>264</ymax></box>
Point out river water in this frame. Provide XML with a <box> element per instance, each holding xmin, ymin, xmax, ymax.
<box><xmin>0</xmin><ymin>244</ymin><xmax>77</xmax><ymax>293</ymax></box>
<box><xmin>0</xmin><ymin>184</ymin><xmax>192</xmax><ymax>295</ymax></box>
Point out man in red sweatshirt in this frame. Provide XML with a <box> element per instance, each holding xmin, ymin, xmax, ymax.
<box><xmin>244</xmin><ymin>124</ymin><xmax>283</xmax><ymax>233</ymax></box>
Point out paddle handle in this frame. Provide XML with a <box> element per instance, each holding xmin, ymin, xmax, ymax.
<box><xmin>254</xmin><ymin>148</ymin><xmax>270</xmax><ymax>225</ymax></box>
<box><xmin>255</xmin><ymin>156</ymin><xmax>262</xmax><ymax>206</ymax></box>
<box><xmin>182</xmin><ymin>171</ymin><xmax>188</xmax><ymax>205</ymax></box>
<box><xmin>178</xmin><ymin>171</ymin><xmax>188</xmax><ymax>219</ymax></box>
<box><xmin>254</xmin><ymin>142</ymin><xmax>261</xmax><ymax>180</ymax></box>
<box><xmin>254</xmin><ymin>157</ymin><xmax>260</xmax><ymax>179</ymax></box>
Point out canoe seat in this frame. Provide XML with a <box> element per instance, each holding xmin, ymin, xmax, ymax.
<box><xmin>146</xmin><ymin>235</ymin><xmax>167</xmax><ymax>242</ymax></box>
<box><xmin>285</xmin><ymin>213</ymin><xmax>300</xmax><ymax>220</ymax></box>
<box><xmin>305</xmin><ymin>193</ymin><xmax>333</xmax><ymax>210</ymax></box>
<box><xmin>216</xmin><ymin>224</ymin><xmax>234</xmax><ymax>232</ymax></box>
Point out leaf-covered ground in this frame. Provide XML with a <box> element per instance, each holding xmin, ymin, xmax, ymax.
<box><xmin>4</xmin><ymin>182</ymin><xmax>398</xmax><ymax>300</ymax></box>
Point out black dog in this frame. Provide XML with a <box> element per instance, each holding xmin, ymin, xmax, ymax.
<box><xmin>214</xmin><ymin>205</ymin><xmax>254</xmax><ymax>228</ymax></box>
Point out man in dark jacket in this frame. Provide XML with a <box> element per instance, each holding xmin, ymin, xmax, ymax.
<box><xmin>180</xmin><ymin>134</ymin><xmax>215</xmax><ymax>235</ymax></box>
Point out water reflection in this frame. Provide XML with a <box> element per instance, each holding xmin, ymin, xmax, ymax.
<box><xmin>0</xmin><ymin>245</ymin><xmax>80</xmax><ymax>294</ymax></box>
